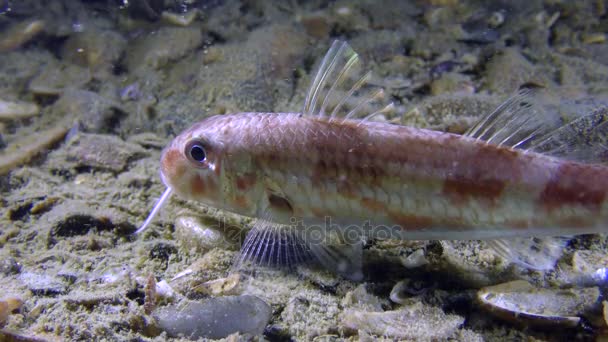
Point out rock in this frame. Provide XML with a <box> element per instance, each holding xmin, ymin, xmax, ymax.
<box><xmin>0</xmin><ymin>257</ymin><xmax>21</xmax><ymax>276</ymax></box>
<box><xmin>61</xmin><ymin>29</ymin><xmax>127</xmax><ymax>76</ymax></box>
<box><xmin>62</xmin><ymin>133</ymin><xmax>149</xmax><ymax>172</ymax></box>
<box><xmin>477</xmin><ymin>280</ymin><xmax>601</xmax><ymax>328</ymax></box>
<box><xmin>341</xmin><ymin>302</ymin><xmax>464</xmax><ymax>340</ymax></box>
<box><xmin>0</xmin><ymin>301</ymin><xmax>8</xmax><ymax>328</ymax></box>
<box><xmin>125</xmin><ymin>27</ymin><xmax>203</xmax><ymax>72</ymax></box>
<box><xmin>281</xmin><ymin>290</ymin><xmax>341</xmax><ymax>339</ymax></box>
<box><xmin>0</xmin><ymin>19</ymin><xmax>45</xmax><ymax>52</ymax></box>
<box><xmin>196</xmin><ymin>274</ymin><xmax>242</xmax><ymax>296</ymax></box>
<box><xmin>341</xmin><ymin>284</ymin><xmax>384</xmax><ymax>311</ymax></box>
<box><xmin>161</xmin><ymin>9</ymin><xmax>200</xmax><ymax>27</ymax></box>
<box><xmin>300</xmin><ymin>13</ymin><xmax>330</xmax><ymax>39</ymax></box>
<box><xmin>0</xmin><ymin>99</ymin><xmax>39</xmax><ymax>120</ymax></box>
<box><xmin>155</xmin><ymin>295</ymin><xmax>272</xmax><ymax>339</ymax></box>
<box><xmin>430</xmin><ymin>72</ymin><xmax>475</xmax><ymax>96</ymax></box>
<box><xmin>52</xmin><ymin>89</ymin><xmax>124</xmax><ymax>133</ymax></box>
<box><xmin>18</xmin><ymin>272</ymin><xmax>68</xmax><ymax>296</ymax></box>
<box><xmin>28</xmin><ymin>62</ymin><xmax>92</xmax><ymax>96</ymax></box>
<box><xmin>39</xmin><ymin>199</ymin><xmax>135</xmax><ymax>246</ymax></box>
<box><xmin>171</xmin><ymin>249</ymin><xmax>236</xmax><ymax>296</ymax></box>
<box><xmin>174</xmin><ymin>215</ymin><xmax>239</xmax><ymax>254</ymax></box>
<box><xmin>483</xmin><ymin>48</ymin><xmax>551</xmax><ymax>94</ymax></box>
<box><xmin>405</xmin><ymin>93</ymin><xmax>501</xmax><ymax>134</ymax></box>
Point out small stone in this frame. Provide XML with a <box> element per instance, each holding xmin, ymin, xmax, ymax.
<box><xmin>28</xmin><ymin>63</ymin><xmax>92</xmax><ymax>96</ymax></box>
<box><xmin>0</xmin><ymin>19</ymin><xmax>45</xmax><ymax>52</ymax></box>
<box><xmin>282</xmin><ymin>291</ymin><xmax>341</xmax><ymax>339</ymax></box>
<box><xmin>52</xmin><ymin>89</ymin><xmax>124</xmax><ymax>133</ymax></box>
<box><xmin>18</xmin><ymin>272</ymin><xmax>68</xmax><ymax>296</ymax></box>
<box><xmin>174</xmin><ymin>215</ymin><xmax>239</xmax><ymax>254</ymax></box>
<box><xmin>342</xmin><ymin>284</ymin><xmax>384</xmax><ymax>311</ymax></box>
<box><xmin>171</xmin><ymin>249</ymin><xmax>236</xmax><ymax>295</ymax></box>
<box><xmin>389</xmin><ymin>279</ymin><xmax>432</xmax><ymax>304</ymax></box>
<box><xmin>63</xmin><ymin>133</ymin><xmax>149</xmax><ymax>172</ymax></box>
<box><xmin>300</xmin><ymin>13</ymin><xmax>330</xmax><ymax>39</ymax></box>
<box><xmin>0</xmin><ymin>301</ymin><xmax>8</xmax><ymax>327</ymax></box>
<box><xmin>483</xmin><ymin>48</ymin><xmax>551</xmax><ymax>94</ymax></box>
<box><xmin>0</xmin><ymin>257</ymin><xmax>21</xmax><ymax>276</ymax></box>
<box><xmin>401</xmin><ymin>249</ymin><xmax>429</xmax><ymax>269</ymax></box>
<box><xmin>0</xmin><ymin>99</ymin><xmax>39</xmax><ymax>120</ymax></box>
<box><xmin>126</xmin><ymin>27</ymin><xmax>203</xmax><ymax>72</ymax></box>
<box><xmin>582</xmin><ymin>33</ymin><xmax>606</xmax><ymax>45</ymax></box>
<box><xmin>61</xmin><ymin>29</ymin><xmax>127</xmax><ymax>75</ymax></box>
<box><xmin>4</xmin><ymin>297</ymin><xmax>23</xmax><ymax>313</ymax></box>
<box><xmin>161</xmin><ymin>9</ymin><xmax>200</xmax><ymax>27</ymax></box>
<box><xmin>155</xmin><ymin>295</ymin><xmax>272</xmax><ymax>339</ymax></box>
<box><xmin>196</xmin><ymin>274</ymin><xmax>241</xmax><ymax>296</ymax></box>
<box><xmin>430</xmin><ymin>72</ymin><xmax>475</xmax><ymax>96</ymax></box>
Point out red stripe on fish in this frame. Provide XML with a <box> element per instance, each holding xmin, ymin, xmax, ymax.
<box><xmin>539</xmin><ymin>162</ymin><xmax>607</xmax><ymax>210</ymax></box>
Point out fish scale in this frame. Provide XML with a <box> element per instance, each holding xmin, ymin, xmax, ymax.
<box><xmin>163</xmin><ymin>111</ymin><xmax>608</xmax><ymax>239</ymax></box>
<box><xmin>138</xmin><ymin>41</ymin><xmax>608</xmax><ymax>278</ymax></box>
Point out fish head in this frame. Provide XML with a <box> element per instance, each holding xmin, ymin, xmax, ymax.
<box><xmin>160</xmin><ymin>118</ymin><xmax>227</xmax><ymax>209</ymax></box>
<box><xmin>160</xmin><ymin>115</ymin><xmax>263</xmax><ymax>216</ymax></box>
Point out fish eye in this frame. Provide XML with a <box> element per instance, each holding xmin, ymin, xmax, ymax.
<box><xmin>185</xmin><ymin>140</ymin><xmax>207</xmax><ymax>164</ymax></box>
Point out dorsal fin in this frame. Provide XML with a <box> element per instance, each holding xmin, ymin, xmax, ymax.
<box><xmin>466</xmin><ymin>87</ymin><xmax>608</xmax><ymax>163</ymax></box>
<box><xmin>302</xmin><ymin>40</ymin><xmax>394</xmax><ymax>122</ymax></box>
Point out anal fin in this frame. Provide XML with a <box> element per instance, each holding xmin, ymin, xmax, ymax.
<box><xmin>487</xmin><ymin>236</ymin><xmax>570</xmax><ymax>270</ymax></box>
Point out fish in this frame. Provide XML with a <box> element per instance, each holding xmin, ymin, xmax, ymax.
<box><xmin>137</xmin><ymin>40</ymin><xmax>608</xmax><ymax>280</ymax></box>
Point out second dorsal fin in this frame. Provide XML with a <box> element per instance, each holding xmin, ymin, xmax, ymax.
<box><xmin>465</xmin><ymin>87</ymin><xmax>608</xmax><ymax>164</ymax></box>
<box><xmin>302</xmin><ymin>40</ymin><xmax>394</xmax><ymax>122</ymax></box>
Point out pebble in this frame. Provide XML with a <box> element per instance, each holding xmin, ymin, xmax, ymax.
<box><xmin>52</xmin><ymin>89</ymin><xmax>124</xmax><ymax>133</ymax></box>
<box><xmin>155</xmin><ymin>295</ymin><xmax>272</xmax><ymax>339</ymax></box>
<box><xmin>61</xmin><ymin>29</ymin><xmax>127</xmax><ymax>75</ymax></box>
<box><xmin>125</xmin><ymin>27</ymin><xmax>203</xmax><ymax>72</ymax></box>
<box><xmin>300</xmin><ymin>13</ymin><xmax>330</xmax><ymax>39</ymax></box>
<box><xmin>341</xmin><ymin>302</ymin><xmax>464</xmax><ymax>340</ymax></box>
<box><xmin>341</xmin><ymin>284</ymin><xmax>384</xmax><ymax>311</ymax></box>
<box><xmin>483</xmin><ymin>48</ymin><xmax>550</xmax><ymax>94</ymax></box>
<box><xmin>0</xmin><ymin>19</ymin><xmax>45</xmax><ymax>52</ymax></box>
<box><xmin>0</xmin><ymin>99</ymin><xmax>39</xmax><ymax>120</ymax></box>
<box><xmin>400</xmin><ymin>248</ymin><xmax>430</xmax><ymax>269</ymax></box>
<box><xmin>196</xmin><ymin>273</ymin><xmax>242</xmax><ymax>296</ymax></box>
<box><xmin>28</xmin><ymin>63</ymin><xmax>92</xmax><ymax>96</ymax></box>
<box><xmin>18</xmin><ymin>272</ymin><xmax>68</xmax><ymax>296</ymax></box>
<box><xmin>63</xmin><ymin>133</ymin><xmax>149</xmax><ymax>172</ymax></box>
<box><xmin>174</xmin><ymin>215</ymin><xmax>239</xmax><ymax>254</ymax></box>
<box><xmin>161</xmin><ymin>9</ymin><xmax>200</xmax><ymax>27</ymax></box>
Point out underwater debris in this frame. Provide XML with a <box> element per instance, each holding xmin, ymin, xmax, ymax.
<box><xmin>155</xmin><ymin>295</ymin><xmax>272</xmax><ymax>339</ymax></box>
<box><xmin>125</xmin><ymin>27</ymin><xmax>203</xmax><ymax>72</ymax></box>
<box><xmin>0</xmin><ymin>19</ymin><xmax>45</xmax><ymax>53</ymax></box>
<box><xmin>174</xmin><ymin>215</ymin><xmax>240</xmax><ymax>254</ymax></box>
<box><xmin>0</xmin><ymin>119</ymin><xmax>72</xmax><ymax>176</ymax></box>
<box><xmin>477</xmin><ymin>280</ymin><xmax>601</xmax><ymax>328</ymax></box>
<box><xmin>61</xmin><ymin>133</ymin><xmax>149</xmax><ymax>173</ymax></box>
<box><xmin>0</xmin><ymin>99</ymin><xmax>39</xmax><ymax>120</ymax></box>
<box><xmin>0</xmin><ymin>298</ymin><xmax>20</xmax><ymax>328</ymax></box>
<box><xmin>60</xmin><ymin>29</ymin><xmax>127</xmax><ymax>76</ymax></box>
<box><xmin>195</xmin><ymin>273</ymin><xmax>242</xmax><ymax>296</ymax></box>
<box><xmin>161</xmin><ymin>9</ymin><xmax>200</xmax><ymax>27</ymax></box>
<box><xmin>341</xmin><ymin>302</ymin><xmax>464</xmax><ymax>340</ymax></box>
<box><xmin>51</xmin><ymin>89</ymin><xmax>126</xmax><ymax>134</ymax></box>
<box><xmin>28</xmin><ymin>63</ymin><xmax>91</xmax><ymax>96</ymax></box>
